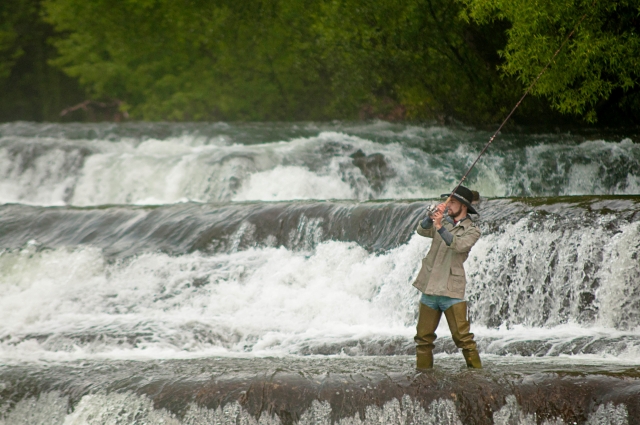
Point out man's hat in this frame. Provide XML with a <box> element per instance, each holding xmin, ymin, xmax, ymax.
<box><xmin>440</xmin><ymin>185</ymin><xmax>478</xmax><ymax>215</ymax></box>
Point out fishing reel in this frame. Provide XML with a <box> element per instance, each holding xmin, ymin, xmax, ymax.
<box><xmin>425</xmin><ymin>203</ymin><xmax>447</xmax><ymax>218</ymax></box>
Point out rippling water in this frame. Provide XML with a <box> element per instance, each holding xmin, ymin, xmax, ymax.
<box><xmin>0</xmin><ymin>122</ymin><xmax>638</xmax><ymax>206</ymax></box>
<box><xmin>0</xmin><ymin>121</ymin><xmax>638</xmax><ymax>424</ymax></box>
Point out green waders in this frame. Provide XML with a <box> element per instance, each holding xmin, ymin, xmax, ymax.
<box><xmin>415</xmin><ymin>301</ymin><xmax>482</xmax><ymax>369</ymax></box>
<box><xmin>414</xmin><ymin>303</ymin><xmax>442</xmax><ymax>369</ymax></box>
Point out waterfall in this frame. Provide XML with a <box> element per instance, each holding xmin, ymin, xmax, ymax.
<box><xmin>0</xmin><ymin>121</ymin><xmax>638</xmax><ymax>424</ymax></box>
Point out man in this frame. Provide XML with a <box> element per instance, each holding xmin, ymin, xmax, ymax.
<box><xmin>412</xmin><ymin>185</ymin><xmax>482</xmax><ymax>369</ymax></box>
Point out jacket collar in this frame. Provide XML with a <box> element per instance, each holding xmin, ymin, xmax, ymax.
<box><xmin>445</xmin><ymin>215</ymin><xmax>473</xmax><ymax>229</ymax></box>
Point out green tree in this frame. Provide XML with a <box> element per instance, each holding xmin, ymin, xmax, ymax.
<box><xmin>3</xmin><ymin>0</ymin><xmax>640</xmax><ymax>124</ymax></box>
<box><xmin>461</xmin><ymin>0</ymin><xmax>640</xmax><ymax>122</ymax></box>
<box><xmin>313</xmin><ymin>0</ymin><xmax>528</xmax><ymax>123</ymax></box>
<box><xmin>0</xmin><ymin>3</ymin><xmax>22</xmax><ymax>81</ymax></box>
<box><xmin>42</xmin><ymin>0</ymin><xmax>639</xmax><ymax>124</ymax></box>
<box><xmin>0</xmin><ymin>0</ymin><xmax>84</xmax><ymax>122</ymax></box>
<box><xmin>44</xmin><ymin>0</ymin><xmax>527</xmax><ymax>123</ymax></box>
<box><xmin>44</xmin><ymin>0</ymin><xmax>334</xmax><ymax>120</ymax></box>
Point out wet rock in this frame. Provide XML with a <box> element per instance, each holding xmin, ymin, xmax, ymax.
<box><xmin>350</xmin><ymin>149</ymin><xmax>396</xmax><ymax>193</ymax></box>
<box><xmin>1</xmin><ymin>357</ymin><xmax>639</xmax><ymax>425</ymax></box>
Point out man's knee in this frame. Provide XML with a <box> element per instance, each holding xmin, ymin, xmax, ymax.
<box><xmin>443</xmin><ymin>301</ymin><xmax>477</xmax><ymax>348</ymax></box>
<box><xmin>416</xmin><ymin>304</ymin><xmax>442</xmax><ymax>332</ymax></box>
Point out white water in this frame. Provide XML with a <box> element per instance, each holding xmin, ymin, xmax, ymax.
<box><xmin>468</xmin><ymin>219</ymin><xmax>640</xmax><ymax>329</ymax></box>
<box><xmin>0</xmin><ymin>131</ymin><xmax>638</xmax><ymax>206</ymax></box>
<box><xmin>1</xmin><ymin>122</ymin><xmax>638</xmax><ymax>424</ymax></box>
<box><xmin>1</xmin><ymin>215</ymin><xmax>638</xmax><ymax>362</ymax></box>
<box><xmin>0</xmin><ymin>238</ymin><xmax>419</xmax><ymax>361</ymax></box>
<box><xmin>0</xmin><ymin>391</ymin><xmax>628</xmax><ymax>425</ymax></box>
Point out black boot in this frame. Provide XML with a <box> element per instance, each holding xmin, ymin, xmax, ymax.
<box><xmin>443</xmin><ymin>302</ymin><xmax>482</xmax><ymax>369</ymax></box>
<box><xmin>414</xmin><ymin>303</ymin><xmax>442</xmax><ymax>370</ymax></box>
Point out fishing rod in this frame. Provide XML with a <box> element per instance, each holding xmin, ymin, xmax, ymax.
<box><xmin>438</xmin><ymin>10</ymin><xmax>590</xmax><ymax>210</ymax></box>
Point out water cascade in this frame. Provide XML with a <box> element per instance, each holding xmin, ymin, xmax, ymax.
<box><xmin>0</xmin><ymin>122</ymin><xmax>638</xmax><ymax>424</ymax></box>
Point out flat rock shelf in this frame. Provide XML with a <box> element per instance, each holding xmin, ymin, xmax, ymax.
<box><xmin>0</xmin><ymin>356</ymin><xmax>638</xmax><ymax>425</ymax></box>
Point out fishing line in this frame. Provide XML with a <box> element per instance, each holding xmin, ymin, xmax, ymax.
<box><xmin>446</xmin><ymin>10</ymin><xmax>591</xmax><ymax>203</ymax></box>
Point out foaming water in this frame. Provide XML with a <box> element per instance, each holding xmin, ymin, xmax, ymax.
<box><xmin>0</xmin><ymin>238</ymin><xmax>421</xmax><ymax>361</ymax></box>
<box><xmin>1</xmin><ymin>122</ymin><xmax>639</xmax><ymax>423</ymax></box>
<box><xmin>1</xmin><ymin>209</ymin><xmax>639</xmax><ymax>361</ymax></box>
<box><xmin>468</xmin><ymin>217</ymin><xmax>640</xmax><ymax>329</ymax></box>
<box><xmin>0</xmin><ymin>123</ymin><xmax>638</xmax><ymax>206</ymax></box>
<box><xmin>0</xmin><ymin>390</ymin><xmax>629</xmax><ymax>425</ymax></box>
<box><xmin>233</xmin><ymin>165</ymin><xmax>356</xmax><ymax>201</ymax></box>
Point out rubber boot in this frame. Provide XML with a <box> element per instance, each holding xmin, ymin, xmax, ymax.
<box><xmin>462</xmin><ymin>349</ymin><xmax>482</xmax><ymax>369</ymax></box>
<box><xmin>414</xmin><ymin>303</ymin><xmax>442</xmax><ymax>370</ymax></box>
<box><xmin>443</xmin><ymin>302</ymin><xmax>482</xmax><ymax>369</ymax></box>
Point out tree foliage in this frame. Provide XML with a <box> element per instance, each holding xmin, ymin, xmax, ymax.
<box><xmin>44</xmin><ymin>0</ymin><xmax>331</xmax><ymax>120</ymax></box>
<box><xmin>42</xmin><ymin>0</ymin><xmax>528</xmax><ymax>123</ymax></box>
<box><xmin>461</xmin><ymin>0</ymin><xmax>640</xmax><ymax>122</ymax></box>
<box><xmin>0</xmin><ymin>1</ymin><xmax>24</xmax><ymax>81</ymax></box>
<box><xmin>1</xmin><ymin>0</ymin><xmax>639</xmax><ymax>123</ymax></box>
<box><xmin>0</xmin><ymin>0</ymin><xmax>84</xmax><ymax>121</ymax></box>
<box><xmin>314</xmin><ymin>0</ymin><xmax>522</xmax><ymax>122</ymax></box>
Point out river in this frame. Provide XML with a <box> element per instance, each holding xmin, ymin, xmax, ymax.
<box><xmin>0</xmin><ymin>121</ymin><xmax>638</xmax><ymax>424</ymax></box>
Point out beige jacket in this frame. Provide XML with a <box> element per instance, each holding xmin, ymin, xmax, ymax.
<box><xmin>412</xmin><ymin>216</ymin><xmax>481</xmax><ymax>299</ymax></box>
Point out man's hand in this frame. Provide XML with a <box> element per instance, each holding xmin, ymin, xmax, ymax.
<box><xmin>430</xmin><ymin>203</ymin><xmax>447</xmax><ymax>230</ymax></box>
<box><xmin>427</xmin><ymin>202</ymin><xmax>447</xmax><ymax>217</ymax></box>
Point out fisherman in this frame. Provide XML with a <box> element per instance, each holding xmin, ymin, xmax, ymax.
<box><xmin>413</xmin><ymin>185</ymin><xmax>482</xmax><ymax>369</ymax></box>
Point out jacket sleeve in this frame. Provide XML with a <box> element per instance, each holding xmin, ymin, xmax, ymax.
<box><xmin>449</xmin><ymin>226</ymin><xmax>481</xmax><ymax>253</ymax></box>
<box><xmin>416</xmin><ymin>220</ymin><xmax>435</xmax><ymax>238</ymax></box>
<box><xmin>437</xmin><ymin>227</ymin><xmax>454</xmax><ymax>246</ymax></box>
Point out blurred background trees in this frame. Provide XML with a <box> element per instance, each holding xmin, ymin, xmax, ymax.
<box><xmin>0</xmin><ymin>0</ymin><xmax>638</xmax><ymax>125</ymax></box>
<box><xmin>0</xmin><ymin>0</ymin><xmax>84</xmax><ymax>121</ymax></box>
<box><xmin>462</xmin><ymin>0</ymin><xmax>640</xmax><ymax>124</ymax></box>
